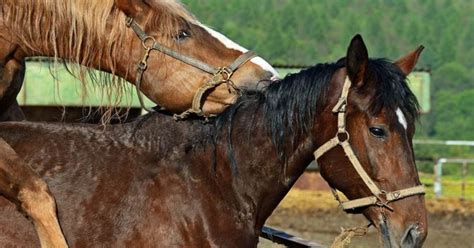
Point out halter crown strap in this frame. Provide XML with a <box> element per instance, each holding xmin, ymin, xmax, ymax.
<box><xmin>314</xmin><ymin>76</ymin><xmax>425</xmax><ymax>211</ymax></box>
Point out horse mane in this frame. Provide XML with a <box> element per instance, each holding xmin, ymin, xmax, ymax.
<box><xmin>215</xmin><ymin>58</ymin><xmax>419</xmax><ymax>173</ymax></box>
<box><xmin>0</xmin><ymin>0</ymin><xmax>196</xmax><ymax>123</ymax></box>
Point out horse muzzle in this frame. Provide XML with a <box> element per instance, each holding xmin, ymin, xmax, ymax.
<box><xmin>400</xmin><ymin>224</ymin><xmax>425</xmax><ymax>248</ymax></box>
<box><xmin>380</xmin><ymin>219</ymin><xmax>427</xmax><ymax>248</ymax></box>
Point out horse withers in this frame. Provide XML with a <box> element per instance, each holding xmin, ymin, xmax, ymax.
<box><xmin>0</xmin><ymin>0</ymin><xmax>277</xmax><ymax>246</ymax></box>
<box><xmin>0</xmin><ymin>35</ymin><xmax>427</xmax><ymax>247</ymax></box>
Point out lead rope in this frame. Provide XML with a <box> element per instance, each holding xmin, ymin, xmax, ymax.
<box><xmin>330</xmin><ymin>223</ymin><xmax>371</xmax><ymax>248</ymax></box>
<box><xmin>172</xmin><ymin>67</ymin><xmax>236</xmax><ymax>120</ymax></box>
<box><xmin>330</xmin><ymin>187</ymin><xmax>371</xmax><ymax>248</ymax></box>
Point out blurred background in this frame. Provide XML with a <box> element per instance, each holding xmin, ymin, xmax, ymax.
<box><xmin>21</xmin><ymin>0</ymin><xmax>473</xmax><ymax>247</ymax></box>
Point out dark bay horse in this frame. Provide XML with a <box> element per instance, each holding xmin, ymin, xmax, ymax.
<box><xmin>0</xmin><ymin>1</ymin><xmax>277</xmax><ymax>246</ymax></box>
<box><xmin>0</xmin><ymin>35</ymin><xmax>426</xmax><ymax>247</ymax></box>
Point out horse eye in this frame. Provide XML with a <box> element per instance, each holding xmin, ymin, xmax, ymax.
<box><xmin>174</xmin><ymin>30</ymin><xmax>190</xmax><ymax>42</ymax></box>
<box><xmin>369</xmin><ymin>127</ymin><xmax>386</xmax><ymax>138</ymax></box>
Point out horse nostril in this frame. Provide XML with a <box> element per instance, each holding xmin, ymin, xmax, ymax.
<box><xmin>270</xmin><ymin>74</ymin><xmax>279</xmax><ymax>81</ymax></box>
<box><xmin>400</xmin><ymin>224</ymin><xmax>420</xmax><ymax>248</ymax></box>
<box><xmin>262</xmin><ymin>71</ymin><xmax>279</xmax><ymax>81</ymax></box>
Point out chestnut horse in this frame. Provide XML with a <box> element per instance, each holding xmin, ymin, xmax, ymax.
<box><xmin>0</xmin><ymin>35</ymin><xmax>426</xmax><ymax>247</ymax></box>
<box><xmin>0</xmin><ymin>0</ymin><xmax>277</xmax><ymax>246</ymax></box>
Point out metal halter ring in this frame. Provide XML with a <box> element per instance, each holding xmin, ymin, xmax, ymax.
<box><xmin>142</xmin><ymin>36</ymin><xmax>157</xmax><ymax>50</ymax></box>
<box><xmin>216</xmin><ymin>67</ymin><xmax>233</xmax><ymax>81</ymax></box>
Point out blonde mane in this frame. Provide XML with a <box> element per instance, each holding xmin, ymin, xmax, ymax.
<box><xmin>0</xmin><ymin>0</ymin><xmax>196</xmax><ymax>123</ymax></box>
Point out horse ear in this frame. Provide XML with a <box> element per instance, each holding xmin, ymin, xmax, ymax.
<box><xmin>346</xmin><ymin>34</ymin><xmax>369</xmax><ymax>87</ymax></box>
<box><xmin>115</xmin><ymin>0</ymin><xmax>150</xmax><ymax>18</ymax></box>
<box><xmin>394</xmin><ymin>46</ymin><xmax>424</xmax><ymax>75</ymax></box>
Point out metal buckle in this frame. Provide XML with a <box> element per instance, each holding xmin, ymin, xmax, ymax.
<box><xmin>332</xmin><ymin>98</ymin><xmax>347</xmax><ymax>113</ymax></box>
<box><xmin>137</xmin><ymin>36</ymin><xmax>157</xmax><ymax>72</ymax></box>
<box><xmin>217</xmin><ymin>67</ymin><xmax>233</xmax><ymax>81</ymax></box>
<box><xmin>391</xmin><ymin>191</ymin><xmax>401</xmax><ymax>200</ymax></box>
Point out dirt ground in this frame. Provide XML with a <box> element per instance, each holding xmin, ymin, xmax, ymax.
<box><xmin>258</xmin><ymin>173</ymin><xmax>474</xmax><ymax>248</ymax></box>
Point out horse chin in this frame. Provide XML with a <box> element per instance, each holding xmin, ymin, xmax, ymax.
<box><xmin>201</xmin><ymin>95</ymin><xmax>238</xmax><ymax>115</ymax></box>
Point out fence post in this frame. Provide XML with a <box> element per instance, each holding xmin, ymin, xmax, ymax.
<box><xmin>434</xmin><ymin>158</ymin><xmax>445</xmax><ymax>199</ymax></box>
<box><xmin>461</xmin><ymin>162</ymin><xmax>467</xmax><ymax>201</ymax></box>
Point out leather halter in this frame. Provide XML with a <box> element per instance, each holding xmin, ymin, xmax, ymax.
<box><xmin>125</xmin><ymin>17</ymin><xmax>257</xmax><ymax>119</ymax></box>
<box><xmin>314</xmin><ymin>76</ymin><xmax>425</xmax><ymax>211</ymax></box>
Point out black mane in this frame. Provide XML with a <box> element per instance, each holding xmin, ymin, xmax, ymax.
<box><xmin>215</xmin><ymin>58</ymin><xmax>419</xmax><ymax>172</ymax></box>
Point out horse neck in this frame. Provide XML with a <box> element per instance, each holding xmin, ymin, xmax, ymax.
<box><xmin>221</xmin><ymin>104</ymin><xmax>320</xmax><ymax>229</ymax></box>
<box><xmin>3</xmin><ymin>1</ymin><xmax>139</xmax><ymax>83</ymax></box>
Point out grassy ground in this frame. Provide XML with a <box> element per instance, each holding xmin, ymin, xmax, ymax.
<box><xmin>420</xmin><ymin>173</ymin><xmax>474</xmax><ymax>200</ymax></box>
<box><xmin>273</xmin><ymin>188</ymin><xmax>474</xmax><ymax>217</ymax></box>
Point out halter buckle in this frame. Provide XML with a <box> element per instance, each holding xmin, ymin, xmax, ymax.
<box><xmin>216</xmin><ymin>67</ymin><xmax>233</xmax><ymax>81</ymax></box>
<box><xmin>332</xmin><ymin>98</ymin><xmax>347</xmax><ymax>113</ymax></box>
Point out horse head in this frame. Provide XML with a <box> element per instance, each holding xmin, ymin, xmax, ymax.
<box><xmin>0</xmin><ymin>0</ymin><xmax>277</xmax><ymax>118</ymax></box>
<box><xmin>114</xmin><ymin>0</ymin><xmax>278</xmax><ymax>115</ymax></box>
<box><xmin>315</xmin><ymin>35</ymin><xmax>427</xmax><ymax>248</ymax></box>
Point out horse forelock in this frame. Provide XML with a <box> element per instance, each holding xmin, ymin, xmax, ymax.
<box><xmin>366</xmin><ymin>59</ymin><xmax>420</xmax><ymax>121</ymax></box>
<box><xmin>0</xmin><ymin>0</ymin><xmax>197</xmax><ymax>124</ymax></box>
<box><xmin>144</xmin><ymin>0</ymin><xmax>198</xmax><ymax>35</ymax></box>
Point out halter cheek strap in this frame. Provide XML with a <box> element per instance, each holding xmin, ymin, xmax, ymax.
<box><xmin>314</xmin><ymin>76</ymin><xmax>425</xmax><ymax>211</ymax></box>
<box><xmin>126</xmin><ymin>17</ymin><xmax>257</xmax><ymax>119</ymax></box>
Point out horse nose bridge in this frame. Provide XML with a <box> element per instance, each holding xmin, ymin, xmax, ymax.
<box><xmin>242</xmin><ymin>55</ymin><xmax>279</xmax><ymax>79</ymax></box>
<box><xmin>379</xmin><ymin>151</ymin><xmax>418</xmax><ymax>183</ymax></box>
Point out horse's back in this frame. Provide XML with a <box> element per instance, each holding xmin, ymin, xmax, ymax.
<box><xmin>0</xmin><ymin>115</ymin><xmax>255</xmax><ymax>247</ymax></box>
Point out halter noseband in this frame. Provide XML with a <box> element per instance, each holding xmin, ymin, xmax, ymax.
<box><xmin>125</xmin><ymin>17</ymin><xmax>257</xmax><ymax>120</ymax></box>
<box><xmin>314</xmin><ymin>76</ymin><xmax>425</xmax><ymax>211</ymax></box>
